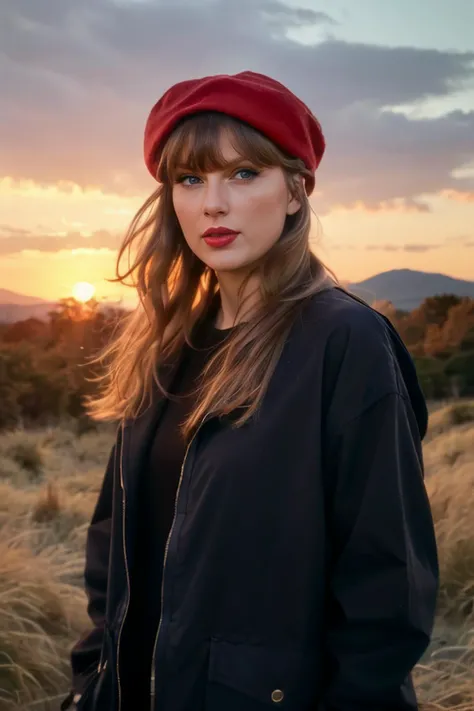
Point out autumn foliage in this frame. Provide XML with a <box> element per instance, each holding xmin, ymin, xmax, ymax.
<box><xmin>0</xmin><ymin>293</ymin><xmax>473</xmax><ymax>432</ymax></box>
<box><xmin>0</xmin><ymin>298</ymin><xmax>125</xmax><ymax>431</ymax></box>
<box><xmin>373</xmin><ymin>294</ymin><xmax>474</xmax><ymax>399</ymax></box>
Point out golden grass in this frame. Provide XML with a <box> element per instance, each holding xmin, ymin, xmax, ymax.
<box><xmin>0</xmin><ymin>539</ymin><xmax>88</xmax><ymax>710</ymax></box>
<box><xmin>0</xmin><ymin>424</ymin><xmax>114</xmax><ymax>709</ymax></box>
<box><xmin>415</xmin><ymin>401</ymin><xmax>474</xmax><ymax>710</ymax></box>
<box><xmin>0</xmin><ymin>406</ymin><xmax>472</xmax><ymax>709</ymax></box>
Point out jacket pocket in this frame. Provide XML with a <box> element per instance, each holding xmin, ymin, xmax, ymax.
<box><xmin>205</xmin><ymin>637</ymin><xmax>318</xmax><ymax>710</ymax></box>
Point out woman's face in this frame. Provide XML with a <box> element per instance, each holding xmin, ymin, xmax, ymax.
<box><xmin>171</xmin><ymin>131</ymin><xmax>301</xmax><ymax>274</ymax></box>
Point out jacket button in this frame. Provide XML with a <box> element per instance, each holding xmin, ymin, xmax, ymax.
<box><xmin>271</xmin><ymin>689</ymin><xmax>284</xmax><ymax>703</ymax></box>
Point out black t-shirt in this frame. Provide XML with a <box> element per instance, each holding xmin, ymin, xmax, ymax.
<box><xmin>120</xmin><ymin>322</ymin><xmax>232</xmax><ymax>709</ymax></box>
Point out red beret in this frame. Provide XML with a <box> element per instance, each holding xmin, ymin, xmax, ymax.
<box><xmin>143</xmin><ymin>70</ymin><xmax>325</xmax><ymax>195</ymax></box>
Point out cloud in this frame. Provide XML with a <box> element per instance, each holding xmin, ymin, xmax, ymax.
<box><xmin>0</xmin><ymin>226</ymin><xmax>121</xmax><ymax>255</ymax></box>
<box><xmin>328</xmin><ymin>197</ymin><xmax>431</xmax><ymax>214</ymax></box>
<box><xmin>326</xmin><ymin>241</ymin><xmax>447</xmax><ymax>253</ymax></box>
<box><xmin>0</xmin><ymin>225</ymin><xmax>32</xmax><ymax>237</ymax></box>
<box><xmin>445</xmin><ymin>234</ymin><xmax>474</xmax><ymax>244</ymax></box>
<box><xmin>1</xmin><ymin>0</ymin><xmax>474</xmax><ymax>210</ymax></box>
<box><xmin>403</xmin><ymin>243</ymin><xmax>442</xmax><ymax>253</ymax></box>
<box><xmin>440</xmin><ymin>189</ymin><xmax>474</xmax><ymax>203</ymax></box>
<box><xmin>366</xmin><ymin>243</ymin><xmax>441</xmax><ymax>252</ymax></box>
<box><xmin>366</xmin><ymin>244</ymin><xmax>400</xmax><ymax>252</ymax></box>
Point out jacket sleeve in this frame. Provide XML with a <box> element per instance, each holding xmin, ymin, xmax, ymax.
<box><xmin>319</xmin><ymin>392</ymin><xmax>439</xmax><ymax>710</ymax></box>
<box><xmin>69</xmin><ymin>439</ymin><xmax>117</xmax><ymax>696</ymax></box>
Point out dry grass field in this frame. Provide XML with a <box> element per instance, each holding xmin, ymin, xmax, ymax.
<box><xmin>0</xmin><ymin>403</ymin><xmax>473</xmax><ymax>710</ymax></box>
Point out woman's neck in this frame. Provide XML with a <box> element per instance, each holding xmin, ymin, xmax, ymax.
<box><xmin>215</xmin><ymin>270</ymin><xmax>261</xmax><ymax>329</ymax></box>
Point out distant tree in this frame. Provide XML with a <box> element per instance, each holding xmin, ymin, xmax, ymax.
<box><xmin>444</xmin><ymin>351</ymin><xmax>474</xmax><ymax>396</ymax></box>
<box><xmin>442</xmin><ymin>299</ymin><xmax>474</xmax><ymax>351</ymax></box>
<box><xmin>47</xmin><ymin>297</ymin><xmax>99</xmax><ymax>347</ymax></box>
<box><xmin>413</xmin><ymin>356</ymin><xmax>449</xmax><ymax>399</ymax></box>
<box><xmin>424</xmin><ymin>323</ymin><xmax>446</xmax><ymax>358</ymax></box>
<box><xmin>17</xmin><ymin>367</ymin><xmax>70</xmax><ymax>421</ymax></box>
<box><xmin>0</xmin><ymin>344</ymin><xmax>34</xmax><ymax>428</ymax></box>
<box><xmin>460</xmin><ymin>326</ymin><xmax>474</xmax><ymax>352</ymax></box>
<box><xmin>49</xmin><ymin>296</ymin><xmax>100</xmax><ymax>323</ymax></box>
<box><xmin>47</xmin><ymin>298</ymin><xmax>126</xmax><ymax>353</ymax></box>
<box><xmin>423</xmin><ymin>297</ymin><xmax>474</xmax><ymax>358</ymax></box>
<box><xmin>88</xmin><ymin>305</ymin><xmax>128</xmax><ymax>351</ymax></box>
<box><xmin>0</xmin><ymin>302</ymin><xmax>128</xmax><ymax>429</ymax></box>
<box><xmin>416</xmin><ymin>294</ymin><xmax>463</xmax><ymax>327</ymax></box>
<box><xmin>0</xmin><ymin>342</ymin><xmax>73</xmax><ymax>429</ymax></box>
<box><xmin>2</xmin><ymin>318</ymin><xmax>46</xmax><ymax>343</ymax></box>
<box><xmin>396</xmin><ymin>311</ymin><xmax>426</xmax><ymax>354</ymax></box>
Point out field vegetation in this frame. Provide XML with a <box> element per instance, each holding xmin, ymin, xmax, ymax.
<box><xmin>0</xmin><ymin>403</ymin><xmax>472</xmax><ymax>709</ymax></box>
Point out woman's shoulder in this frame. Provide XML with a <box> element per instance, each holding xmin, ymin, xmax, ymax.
<box><xmin>299</xmin><ymin>285</ymin><xmax>427</xmax><ymax>436</ymax></box>
<box><xmin>302</xmin><ymin>285</ymin><xmax>394</xmax><ymax>348</ymax></box>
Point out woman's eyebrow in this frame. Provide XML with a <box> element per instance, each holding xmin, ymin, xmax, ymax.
<box><xmin>175</xmin><ymin>157</ymin><xmax>255</xmax><ymax>172</ymax></box>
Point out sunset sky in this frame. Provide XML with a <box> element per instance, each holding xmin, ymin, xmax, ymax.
<box><xmin>1</xmin><ymin>0</ymin><xmax>473</xmax><ymax>306</ymax></box>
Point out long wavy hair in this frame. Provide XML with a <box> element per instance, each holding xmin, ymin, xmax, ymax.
<box><xmin>84</xmin><ymin>111</ymin><xmax>337</xmax><ymax>438</ymax></box>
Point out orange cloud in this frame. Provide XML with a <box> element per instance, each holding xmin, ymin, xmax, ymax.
<box><xmin>365</xmin><ymin>243</ymin><xmax>441</xmax><ymax>252</ymax></box>
<box><xmin>0</xmin><ymin>226</ymin><xmax>121</xmax><ymax>255</ymax></box>
<box><xmin>329</xmin><ymin>198</ymin><xmax>430</xmax><ymax>215</ymax></box>
<box><xmin>440</xmin><ymin>189</ymin><xmax>474</xmax><ymax>203</ymax></box>
<box><xmin>0</xmin><ymin>176</ymin><xmax>142</xmax><ymax>200</ymax></box>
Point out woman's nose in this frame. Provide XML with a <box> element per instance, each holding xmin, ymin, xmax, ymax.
<box><xmin>202</xmin><ymin>179</ymin><xmax>229</xmax><ymax>216</ymax></box>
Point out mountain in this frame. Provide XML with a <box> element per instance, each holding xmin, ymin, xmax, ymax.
<box><xmin>0</xmin><ymin>290</ymin><xmax>126</xmax><ymax>323</ymax></box>
<box><xmin>0</xmin><ymin>302</ymin><xmax>59</xmax><ymax>323</ymax></box>
<box><xmin>1</xmin><ymin>270</ymin><xmax>474</xmax><ymax>322</ymax></box>
<box><xmin>0</xmin><ymin>288</ymin><xmax>49</xmax><ymax>306</ymax></box>
<box><xmin>349</xmin><ymin>269</ymin><xmax>474</xmax><ymax>311</ymax></box>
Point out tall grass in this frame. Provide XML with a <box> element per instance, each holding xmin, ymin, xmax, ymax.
<box><xmin>0</xmin><ymin>426</ymin><xmax>113</xmax><ymax>709</ymax></box>
<box><xmin>0</xmin><ymin>406</ymin><xmax>472</xmax><ymax>709</ymax></box>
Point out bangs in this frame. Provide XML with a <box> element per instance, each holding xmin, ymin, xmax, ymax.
<box><xmin>158</xmin><ymin>112</ymin><xmax>283</xmax><ymax>182</ymax></box>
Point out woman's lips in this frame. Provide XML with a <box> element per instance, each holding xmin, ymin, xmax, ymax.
<box><xmin>202</xmin><ymin>233</ymin><xmax>239</xmax><ymax>248</ymax></box>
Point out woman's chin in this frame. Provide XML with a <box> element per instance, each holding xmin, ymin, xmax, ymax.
<box><xmin>199</xmin><ymin>250</ymin><xmax>253</xmax><ymax>274</ymax></box>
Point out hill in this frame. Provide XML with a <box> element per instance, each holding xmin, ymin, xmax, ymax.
<box><xmin>0</xmin><ymin>302</ymin><xmax>60</xmax><ymax>323</ymax></box>
<box><xmin>0</xmin><ymin>297</ymin><xmax>125</xmax><ymax>323</ymax></box>
<box><xmin>0</xmin><ymin>288</ymin><xmax>49</xmax><ymax>306</ymax></box>
<box><xmin>350</xmin><ymin>269</ymin><xmax>474</xmax><ymax>311</ymax></box>
<box><xmin>0</xmin><ymin>290</ymin><xmax>55</xmax><ymax>322</ymax></box>
<box><xmin>2</xmin><ymin>269</ymin><xmax>474</xmax><ymax>320</ymax></box>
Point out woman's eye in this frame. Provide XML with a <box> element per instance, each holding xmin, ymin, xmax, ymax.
<box><xmin>176</xmin><ymin>174</ymin><xmax>201</xmax><ymax>186</ymax></box>
<box><xmin>176</xmin><ymin>169</ymin><xmax>259</xmax><ymax>185</ymax></box>
<box><xmin>235</xmin><ymin>168</ymin><xmax>259</xmax><ymax>180</ymax></box>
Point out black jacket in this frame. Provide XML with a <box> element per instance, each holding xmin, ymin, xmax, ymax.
<box><xmin>63</xmin><ymin>287</ymin><xmax>439</xmax><ymax>711</ymax></box>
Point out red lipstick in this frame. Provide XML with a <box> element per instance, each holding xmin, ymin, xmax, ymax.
<box><xmin>202</xmin><ymin>227</ymin><xmax>239</xmax><ymax>248</ymax></box>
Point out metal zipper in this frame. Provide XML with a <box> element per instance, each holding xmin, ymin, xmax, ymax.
<box><xmin>149</xmin><ymin>419</ymin><xmax>206</xmax><ymax>710</ymax></box>
<box><xmin>116</xmin><ymin>421</ymin><xmax>130</xmax><ymax>711</ymax></box>
<box><xmin>96</xmin><ymin>424</ymin><xmax>120</xmax><ymax>683</ymax></box>
<box><xmin>97</xmin><ymin>645</ymin><xmax>105</xmax><ymax>674</ymax></box>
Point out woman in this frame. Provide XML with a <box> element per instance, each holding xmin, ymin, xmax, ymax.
<box><xmin>62</xmin><ymin>71</ymin><xmax>439</xmax><ymax>711</ymax></box>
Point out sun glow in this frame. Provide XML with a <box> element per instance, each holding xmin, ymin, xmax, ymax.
<box><xmin>72</xmin><ymin>281</ymin><xmax>96</xmax><ymax>302</ymax></box>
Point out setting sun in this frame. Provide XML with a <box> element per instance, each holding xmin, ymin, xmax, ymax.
<box><xmin>72</xmin><ymin>281</ymin><xmax>96</xmax><ymax>303</ymax></box>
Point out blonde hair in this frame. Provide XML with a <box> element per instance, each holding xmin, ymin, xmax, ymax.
<box><xmin>84</xmin><ymin>111</ymin><xmax>337</xmax><ymax>438</ymax></box>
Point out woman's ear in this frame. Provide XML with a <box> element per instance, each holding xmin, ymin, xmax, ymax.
<box><xmin>286</xmin><ymin>175</ymin><xmax>303</xmax><ymax>215</ymax></box>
